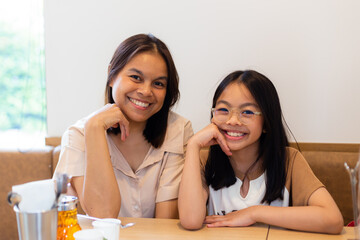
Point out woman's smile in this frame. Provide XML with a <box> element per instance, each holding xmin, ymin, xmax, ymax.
<box><xmin>128</xmin><ymin>97</ymin><xmax>151</xmax><ymax>109</ymax></box>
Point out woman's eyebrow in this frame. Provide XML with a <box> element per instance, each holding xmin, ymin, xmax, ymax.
<box><xmin>128</xmin><ymin>68</ymin><xmax>143</xmax><ymax>76</ymax></box>
<box><xmin>128</xmin><ymin>68</ymin><xmax>167</xmax><ymax>81</ymax></box>
<box><xmin>156</xmin><ymin>76</ymin><xmax>168</xmax><ymax>81</ymax></box>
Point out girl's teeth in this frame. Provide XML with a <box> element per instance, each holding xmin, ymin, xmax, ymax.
<box><xmin>227</xmin><ymin>131</ymin><xmax>244</xmax><ymax>137</ymax></box>
<box><xmin>130</xmin><ymin>98</ymin><xmax>149</xmax><ymax>108</ymax></box>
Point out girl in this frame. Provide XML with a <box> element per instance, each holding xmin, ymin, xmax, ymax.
<box><xmin>178</xmin><ymin>70</ymin><xmax>343</xmax><ymax>233</ymax></box>
<box><xmin>54</xmin><ymin>34</ymin><xmax>193</xmax><ymax>219</ymax></box>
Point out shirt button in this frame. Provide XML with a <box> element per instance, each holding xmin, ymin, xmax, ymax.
<box><xmin>134</xmin><ymin>205</ymin><xmax>140</xmax><ymax>211</ymax></box>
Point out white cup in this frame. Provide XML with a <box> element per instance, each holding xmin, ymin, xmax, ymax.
<box><xmin>73</xmin><ymin>229</ymin><xmax>103</xmax><ymax>240</ymax></box>
<box><xmin>92</xmin><ymin>218</ymin><xmax>121</xmax><ymax>240</ymax></box>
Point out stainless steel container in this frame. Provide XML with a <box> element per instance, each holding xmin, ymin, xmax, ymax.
<box><xmin>14</xmin><ymin>206</ymin><xmax>58</xmax><ymax>240</ymax></box>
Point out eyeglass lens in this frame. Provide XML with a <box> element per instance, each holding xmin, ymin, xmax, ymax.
<box><xmin>212</xmin><ymin>109</ymin><xmax>256</xmax><ymax>124</ymax></box>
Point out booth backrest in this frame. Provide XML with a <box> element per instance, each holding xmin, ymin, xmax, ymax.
<box><xmin>0</xmin><ymin>147</ymin><xmax>54</xmax><ymax>240</ymax></box>
<box><xmin>291</xmin><ymin>143</ymin><xmax>359</xmax><ymax>225</ymax></box>
<box><xmin>0</xmin><ymin>141</ymin><xmax>358</xmax><ymax>239</ymax></box>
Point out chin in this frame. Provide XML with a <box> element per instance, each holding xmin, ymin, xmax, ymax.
<box><xmin>227</xmin><ymin>144</ymin><xmax>244</xmax><ymax>152</ymax></box>
<box><xmin>227</xmin><ymin>141</ymin><xmax>251</xmax><ymax>151</ymax></box>
<box><xmin>131</xmin><ymin>116</ymin><xmax>149</xmax><ymax>124</ymax></box>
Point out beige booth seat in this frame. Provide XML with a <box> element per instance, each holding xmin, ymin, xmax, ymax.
<box><xmin>292</xmin><ymin>143</ymin><xmax>359</xmax><ymax>225</ymax></box>
<box><xmin>0</xmin><ymin>146</ymin><xmax>55</xmax><ymax>239</ymax></box>
<box><xmin>0</xmin><ymin>139</ymin><xmax>358</xmax><ymax>239</ymax></box>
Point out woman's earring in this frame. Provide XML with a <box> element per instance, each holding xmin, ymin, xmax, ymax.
<box><xmin>262</xmin><ymin>129</ymin><xmax>266</xmax><ymax>133</ymax></box>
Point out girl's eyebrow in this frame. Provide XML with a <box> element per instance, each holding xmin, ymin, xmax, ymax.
<box><xmin>128</xmin><ymin>68</ymin><xmax>168</xmax><ymax>81</ymax></box>
<box><xmin>216</xmin><ymin>100</ymin><xmax>259</xmax><ymax>108</ymax></box>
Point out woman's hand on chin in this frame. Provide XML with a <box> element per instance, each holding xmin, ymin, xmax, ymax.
<box><xmin>86</xmin><ymin>103</ymin><xmax>130</xmax><ymax>141</ymax></box>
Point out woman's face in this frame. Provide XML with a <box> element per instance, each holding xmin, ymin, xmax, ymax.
<box><xmin>110</xmin><ymin>51</ymin><xmax>168</xmax><ymax>125</ymax></box>
<box><xmin>212</xmin><ymin>82</ymin><xmax>264</xmax><ymax>153</ymax></box>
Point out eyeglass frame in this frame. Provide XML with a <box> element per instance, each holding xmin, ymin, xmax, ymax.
<box><xmin>211</xmin><ymin>107</ymin><xmax>262</xmax><ymax>124</ymax></box>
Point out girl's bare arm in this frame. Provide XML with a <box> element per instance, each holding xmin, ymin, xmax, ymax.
<box><xmin>205</xmin><ymin>187</ymin><xmax>343</xmax><ymax>234</ymax></box>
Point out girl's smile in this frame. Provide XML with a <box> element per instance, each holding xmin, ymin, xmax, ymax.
<box><xmin>219</xmin><ymin>127</ymin><xmax>248</xmax><ymax>141</ymax></box>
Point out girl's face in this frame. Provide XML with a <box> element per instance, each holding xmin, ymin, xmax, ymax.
<box><xmin>110</xmin><ymin>51</ymin><xmax>168</xmax><ymax>125</ymax></box>
<box><xmin>212</xmin><ymin>82</ymin><xmax>264</xmax><ymax>153</ymax></box>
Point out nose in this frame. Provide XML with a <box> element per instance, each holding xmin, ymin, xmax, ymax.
<box><xmin>226</xmin><ymin>112</ymin><xmax>244</xmax><ymax>126</ymax></box>
<box><xmin>137</xmin><ymin>83</ymin><xmax>152</xmax><ymax>97</ymax></box>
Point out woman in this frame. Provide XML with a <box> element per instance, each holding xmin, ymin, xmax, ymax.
<box><xmin>54</xmin><ymin>34</ymin><xmax>193</xmax><ymax>219</ymax></box>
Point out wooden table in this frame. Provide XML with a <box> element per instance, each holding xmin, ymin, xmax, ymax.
<box><xmin>79</xmin><ymin>216</ymin><xmax>269</xmax><ymax>240</ymax></box>
<box><xmin>78</xmin><ymin>216</ymin><xmax>357</xmax><ymax>240</ymax></box>
<box><xmin>267</xmin><ymin>226</ymin><xmax>358</xmax><ymax>240</ymax></box>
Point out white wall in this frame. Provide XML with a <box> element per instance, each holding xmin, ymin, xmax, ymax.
<box><xmin>45</xmin><ymin>0</ymin><xmax>360</xmax><ymax>143</ymax></box>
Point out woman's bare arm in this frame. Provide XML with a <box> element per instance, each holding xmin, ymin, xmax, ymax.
<box><xmin>72</xmin><ymin>104</ymin><xmax>129</xmax><ymax>218</ymax></box>
<box><xmin>155</xmin><ymin>200</ymin><xmax>179</xmax><ymax>219</ymax></box>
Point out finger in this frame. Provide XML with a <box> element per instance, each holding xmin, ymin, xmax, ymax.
<box><xmin>120</xmin><ymin>117</ymin><xmax>130</xmax><ymax>138</ymax></box>
<box><xmin>207</xmin><ymin>220</ymin><xmax>230</xmax><ymax>228</ymax></box>
<box><xmin>115</xmin><ymin>107</ymin><xmax>129</xmax><ymax>140</ymax></box>
<box><xmin>210</xmin><ymin>127</ymin><xmax>232</xmax><ymax>156</ymax></box>
<box><xmin>119</xmin><ymin>119</ymin><xmax>129</xmax><ymax>141</ymax></box>
<box><xmin>124</xmin><ymin>122</ymin><xmax>130</xmax><ymax>137</ymax></box>
<box><xmin>120</xmin><ymin>124</ymin><xmax>127</xmax><ymax>141</ymax></box>
<box><xmin>216</xmin><ymin>137</ymin><xmax>232</xmax><ymax>156</ymax></box>
<box><xmin>207</xmin><ymin>139</ymin><xmax>219</xmax><ymax>146</ymax></box>
<box><xmin>204</xmin><ymin>215</ymin><xmax>225</xmax><ymax>223</ymax></box>
<box><xmin>219</xmin><ymin>145</ymin><xmax>232</xmax><ymax>156</ymax></box>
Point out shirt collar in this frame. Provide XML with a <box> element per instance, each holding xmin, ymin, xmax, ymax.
<box><xmin>108</xmin><ymin>112</ymin><xmax>185</xmax><ymax>174</ymax></box>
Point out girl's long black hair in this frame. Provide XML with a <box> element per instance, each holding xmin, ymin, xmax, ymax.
<box><xmin>204</xmin><ymin>70</ymin><xmax>289</xmax><ymax>204</ymax></box>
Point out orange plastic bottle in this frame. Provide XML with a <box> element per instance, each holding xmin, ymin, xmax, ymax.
<box><xmin>57</xmin><ymin>196</ymin><xmax>82</xmax><ymax>240</ymax></box>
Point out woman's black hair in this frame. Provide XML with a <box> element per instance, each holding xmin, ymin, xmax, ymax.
<box><xmin>204</xmin><ymin>70</ymin><xmax>289</xmax><ymax>204</ymax></box>
<box><xmin>105</xmin><ymin>33</ymin><xmax>179</xmax><ymax>148</ymax></box>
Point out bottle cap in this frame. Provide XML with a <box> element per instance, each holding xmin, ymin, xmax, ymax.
<box><xmin>58</xmin><ymin>195</ymin><xmax>78</xmax><ymax>211</ymax></box>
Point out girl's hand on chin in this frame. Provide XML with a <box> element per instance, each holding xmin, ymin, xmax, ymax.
<box><xmin>87</xmin><ymin>103</ymin><xmax>130</xmax><ymax>141</ymax></box>
<box><xmin>189</xmin><ymin>123</ymin><xmax>231</xmax><ymax>156</ymax></box>
<box><xmin>204</xmin><ymin>207</ymin><xmax>257</xmax><ymax>228</ymax></box>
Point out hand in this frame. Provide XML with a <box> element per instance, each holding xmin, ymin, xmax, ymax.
<box><xmin>188</xmin><ymin>123</ymin><xmax>231</xmax><ymax>156</ymax></box>
<box><xmin>86</xmin><ymin>104</ymin><xmax>130</xmax><ymax>141</ymax></box>
<box><xmin>204</xmin><ymin>207</ymin><xmax>257</xmax><ymax>227</ymax></box>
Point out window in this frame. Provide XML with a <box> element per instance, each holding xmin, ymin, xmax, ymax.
<box><xmin>0</xmin><ymin>0</ymin><xmax>46</xmax><ymax>147</ymax></box>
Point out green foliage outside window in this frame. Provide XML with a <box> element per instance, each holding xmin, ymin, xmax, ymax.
<box><xmin>0</xmin><ymin>1</ymin><xmax>46</xmax><ymax>134</ymax></box>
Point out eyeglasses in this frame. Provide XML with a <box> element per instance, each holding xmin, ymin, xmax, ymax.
<box><xmin>211</xmin><ymin>107</ymin><xmax>262</xmax><ymax>125</ymax></box>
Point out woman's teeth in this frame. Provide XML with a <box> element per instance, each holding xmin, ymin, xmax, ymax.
<box><xmin>130</xmin><ymin>98</ymin><xmax>149</xmax><ymax>108</ymax></box>
<box><xmin>226</xmin><ymin>131</ymin><xmax>245</xmax><ymax>137</ymax></box>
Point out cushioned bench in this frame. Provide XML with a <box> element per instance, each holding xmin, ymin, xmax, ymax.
<box><xmin>291</xmin><ymin>143</ymin><xmax>359</xmax><ymax>225</ymax></box>
<box><xmin>0</xmin><ymin>141</ymin><xmax>358</xmax><ymax>239</ymax></box>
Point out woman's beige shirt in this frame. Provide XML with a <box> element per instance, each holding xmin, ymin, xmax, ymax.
<box><xmin>54</xmin><ymin>111</ymin><xmax>193</xmax><ymax>217</ymax></box>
